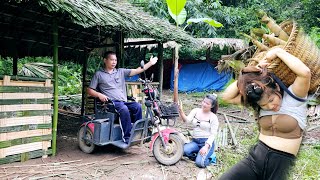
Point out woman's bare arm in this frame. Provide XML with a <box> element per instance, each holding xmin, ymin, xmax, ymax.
<box><xmin>265</xmin><ymin>48</ymin><xmax>311</xmax><ymax>97</ymax></box>
<box><xmin>221</xmin><ymin>80</ymin><xmax>242</xmax><ymax>105</ymax></box>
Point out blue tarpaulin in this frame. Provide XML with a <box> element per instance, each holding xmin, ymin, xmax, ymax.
<box><xmin>170</xmin><ymin>62</ymin><xmax>232</xmax><ymax>92</ymax></box>
<box><xmin>125</xmin><ymin>74</ymin><xmax>139</xmax><ymax>82</ymax></box>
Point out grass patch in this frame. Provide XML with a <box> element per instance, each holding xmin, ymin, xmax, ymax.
<box><xmin>293</xmin><ymin>145</ymin><xmax>320</xmax><ymax>179</ymax></box>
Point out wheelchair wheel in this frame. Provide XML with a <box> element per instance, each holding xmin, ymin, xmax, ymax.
<box><xmin>153</xmin><ymin>134</ymin><xmax>183</xmax><ymax>165</ymax></box>
<box><xmin>78</xmin><ymin>126</ymin><xmax>96</xmax><ymax>153</ymax></box>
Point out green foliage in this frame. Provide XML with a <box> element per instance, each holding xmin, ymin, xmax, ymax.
<box><xmin>309</xmin><ymin>26</ymin><xmax>320</xmax><ymax>48</ymax></box>
<box><xmin>0</xmin><ymin>56</ymin><xmax>13</xmax><ymax>75</ymax></box>
<box><xmin>0</xmin><ymin>56</ymin><xmax>83</xmax><ymax>96</ymax></box>
<box><xmin>86</xmin><ymin>53</ymin><xmax>103</xmax><ymax>80</ymax></box>
<box><xmin>58</xmin><ymin>62</ymin><xmax>82</xmax><ymax>95</ymax></box>
<box><xmin>139</xmin><ymin>0</ymin><xmax>319</xmax><ymax>39</ymax></box>
<box><xmin>186</xmin><ymin>17</ymin><xmax>223</xmax><ymax>29</ymax></box>
<box><xmin>166</xmin><ymin>0</ymin><xmax>187</xmax><ymax>16</ymax></box>
<box><xmin>168</xmin><ymin>8</ymin><xmax>187</xmax><ymax>25</ymax></box>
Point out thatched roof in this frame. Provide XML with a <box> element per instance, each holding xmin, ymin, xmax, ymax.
<box><xmin>39</xmin><ymin>0</ymin><xmax>199</xmax><ymax>46</ymax></box>
<box><xmin>124</xmin><ymin>38</ymin><xmax>247</xmax><ymax>50</ymax></box>
<box><xmin>0</xmin><ymin>0</ymin><xmax>199</xmax><ymax>62</ymax></box>
<box><xmin>124</xmin><ymin>38</ymin><xmax>178</xmax><ymax>50</ymax></box>
<box><xmin>199</xmin><ymin>38</ymin><xmax>248</xmax><ymax>50</ymax></box>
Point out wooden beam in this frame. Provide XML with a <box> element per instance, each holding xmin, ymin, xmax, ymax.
<box><xmin>0</xmin><ymin>110</ymin><xmax>53</xmax><ymax>119</ymax></box>
<box><xmin>0</xmin><ymin>135</ymin><xmax>52</xmax><ymax>149</ymax></box>
<box><xmin>0</xmin><ymin>86</ymin><xmax>53</xmax><ymax>93</ymax></box>
<box><xmin>0</xmin><ymin>141</ymin><xmax>51</xmax><ymax>158</ymax></box>
<box><xmin>13</xmin><ymin>54</ymin><xmax>17</xmax><ymax>76</ymax></box>
<box><xmin>0</xmin><ymin>116</ymin><xmax>52</xmax><ymax>127</ymax></box>
<box><xmin>0</xmin><ymin>75</ymin><xmax>52</xmax><ymax>82</ymax></box>
<box><xmin>124</xmin><ymin>40</ymin><xmax>158</xmax><ymax>46</ymax></box>
<box><xmin>0</xmin><ymin>149</ymin><xmax>52</xmax><ymax>165</ymax></box>
<box><xmin>81</xmin><ymin>50</ymin><xmax>88</xmax><ymax>116</ymax></box>
<box><xmin>0</xmin><ymin>129</ymin><xmax>51</xmax><ymax>141</ymax></box>
<box><xmin>0</xmin><ymin>35</ymin><xmax>86</xmax><ymax>52</ymax></box>
<box><xmin>158</xmin><ymin>42</ymin><xmax>163</xmax><ymax>99</ymax></box>
<box><xmin>0</xmin><ymin>104</ymin><xmax>51</xmax><ymax>112</ymax></box>
<box><xmin>0</xmin><ymin>99</ymin><xmax>52</xmax><ymax>105</ymax></box>
<box><xmin>119</xmin><ymin>30</ymin><xmax>124</xmax><ymax>68</ymax></box>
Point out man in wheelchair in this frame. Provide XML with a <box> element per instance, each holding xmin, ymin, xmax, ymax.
<box><xmin>87</xmin><ymin>51</ymin><xmax>158</xmax><ymax>143</ymax></box>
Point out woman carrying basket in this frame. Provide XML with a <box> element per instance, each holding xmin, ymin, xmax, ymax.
<box><xmin>179</xmin><ymin>94</ymin><xmax>219</xmax><ymax>168</ymax></box>
<box><xmin>219</xmin><ymin>47</ymin><xmax>311</xmax><ymax>180</ymax></box>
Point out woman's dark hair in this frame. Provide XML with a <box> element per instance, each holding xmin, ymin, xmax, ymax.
<box><xmin>237</xmin><ymin>66</ymin><xmax>282</xmax><ymax>112</ymax></box>
<box><xmin>205</xmin><ymin>94</ymin><xmax>218</xmax><ymax>113</ymax></box>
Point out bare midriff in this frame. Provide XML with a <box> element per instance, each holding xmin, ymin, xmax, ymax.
<box><xmin>258</xmin><ymin>114</ymin><xmax>302</xmax><ymax>156</ymax></box>
<box><xmin>259</xmin><ymin>133</ymin><xmax>302</xmax><ymax>156</ymax></box>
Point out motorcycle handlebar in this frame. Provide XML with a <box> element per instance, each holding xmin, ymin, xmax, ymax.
<box><xmin>137</xmin><ymin>78</ymin><xmax>151</xmax><ymax>84</ymax></box>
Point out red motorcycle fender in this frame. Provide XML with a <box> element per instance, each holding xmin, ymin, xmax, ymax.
<box><xmin>149</xmin><ymin>128</ymin><xmax>178</xmax><ymax>151</ymax></box>
<box><xmin>80</xmin><ymin>122</ymin><xmax>94</xmax><ymax>133</ymax></box>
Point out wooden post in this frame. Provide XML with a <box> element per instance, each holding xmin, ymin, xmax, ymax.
<box><xmin>13</xmin><ymin>56</ymin><xmax>18</xmax><ymax>76</ymax></box>
<box><xmin>206</xmin><ymin>48</ymin><xmax>210</xmax><ymax>62</ymax></box>
<box><xmin>120</xmin><ymin>30</ymin><xmax>124</xmax><ymax>68</ymax></box>
<box><xmin>81</xmin><ymin>50</ymin><xmax>88</xmax><ymax>116</ymax></box>
<box><xmin>158</xmin><ymin>42</ymin><xmax>163</xmax><ymax>99</ymax></box>
<box><xmin>52</xmin><ymin>18</ymin><xmax>59</xmax><ymax>156</ymax></box>
<box><xmin>116</xmin><ymin>30</ymin><xmax>124</xmax><ymax>68</ymax></box>
<box><xmin>173</xmin><ymin>46</ymin><xmax>179</xmax><ymax>103</ymax></box>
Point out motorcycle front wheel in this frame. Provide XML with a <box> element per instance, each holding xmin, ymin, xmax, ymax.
<box><xmin>153</xmin><ymin>134</ymin><xmax>183</xmax><ymax>165</ymax></box>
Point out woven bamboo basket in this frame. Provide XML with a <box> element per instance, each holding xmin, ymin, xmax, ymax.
<box><xmin>250</xmin><ymin>20</ymin><xmax>320</xmax><ymax>94</ymax></box>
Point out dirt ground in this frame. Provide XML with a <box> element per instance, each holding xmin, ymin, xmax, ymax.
<box><xmin>0</xmin><ymin>90</ymin><xmax>319</xmax><ymax>180</ymax></box>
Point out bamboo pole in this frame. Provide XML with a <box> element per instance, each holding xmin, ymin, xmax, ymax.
<box><xmin>241</xmin><ymin>33</ymin><xmax>269</xmax><ymax>51</ymax></box>
<box><xmin>251</xmin><ymin>28</ymin><xmax>287</xmax><ymax>46</ymax></box>
<box><xmin>173</xmin><ymin>46</ymin><xmax>179</xmax><ymax>103</ymax></box>
<box><xmin>52</xmin><ymin>18</ymin><xmax>59</xmax><ymax>156</ymax></box>
<box><xmin>262</xmin><ymin>34</ymin><xmax>286</xmax><ymax>46</ymax></box>
<box><xmin>158</xmin><ymin>42</ymin><xmax>164</xmax><ymax>99</ymax></box>
<box><xmin>257</xmin><ymin>11</ymin><xmax>289</xmax><ymax>41</ymax></box>
<box><xmin>223</xmin><ymin>113</ymin><xmax>238</xmax><ymax>146</ymax></box>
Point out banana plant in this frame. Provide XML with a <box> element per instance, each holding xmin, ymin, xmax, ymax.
<box><xmin>166</xmin><ymin>0</ymin><xmax>223</xmax><ymax>28</ymax></box>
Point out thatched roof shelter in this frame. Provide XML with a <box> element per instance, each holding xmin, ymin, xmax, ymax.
<box><xmin>125</xmin><ymin>38</ymin><xmax>178</xmax><ymax>50</ymax></box>
<box><xmin>0</xmin><ymin>0</ymin><xmax>199</xmax><ymax>63</ymax></box>
<box><xmin>199</xmin><ymin>38</ymin><xmax>248</xmax><ymax>50</ymax></box>
<box><xmin>124</xmin><ymin>38</ymin><xmax>247</xmax><ymax>51</ymax></box>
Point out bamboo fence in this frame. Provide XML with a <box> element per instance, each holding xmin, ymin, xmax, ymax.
<box><xmin>0</xmin><ymin>75</ymin><xmax>53</xmax><ymax>164</ymax></box>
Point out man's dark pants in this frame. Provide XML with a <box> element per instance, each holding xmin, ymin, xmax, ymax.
<box><xmin>113</xmin><ymin>101</ymin><xmax>142</xmax><ymax>142</ymax></box>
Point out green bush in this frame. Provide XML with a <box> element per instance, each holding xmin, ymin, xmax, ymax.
<box><xmin>0</xmin><ymin>56</ymin><xmax>13</xmax><ymax>75</ymax></box>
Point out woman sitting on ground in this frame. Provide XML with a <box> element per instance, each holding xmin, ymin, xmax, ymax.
<box><xmin>179</xmin><ymin>94</ymin><xmax>219</xmax><ymax>168</ymax></box>
<box><xmin>219</xmin><ymin>47</ymin><xmax>311</xmax><ymax>180</ymax></box>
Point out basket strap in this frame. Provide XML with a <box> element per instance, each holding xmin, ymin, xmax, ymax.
<box><xmin>270</xmin><ymin>73</ymin><xmax>307</xmax><ymax>102</ymax></box>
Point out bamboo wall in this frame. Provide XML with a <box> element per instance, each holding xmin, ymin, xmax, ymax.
<box><xmin>0</xmin><ymin>76</ymin><xmax>53</xmax><ymax>164</ymax></box>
